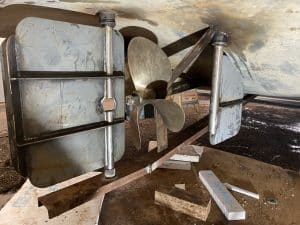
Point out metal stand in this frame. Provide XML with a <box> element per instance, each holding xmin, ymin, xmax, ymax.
<box><xmin>209</xmin><ymin>31</ymin><xmax>228</xmax><ymax>136</ymax></box>
<box><xmin>99</xmin><ymin>11</ymin><xmax>117</xmax><ymax>178</ymax></box>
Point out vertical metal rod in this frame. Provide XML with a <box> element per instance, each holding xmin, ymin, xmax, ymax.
<box><xmin>100</xmin><ymin>11</ymin><xmax>116</xmax><ymax>178</ymax></box>
<box><xmin>209</xmin><ymin>30</ymin><xmax>229</xmax><ymax>136</ymax></box>
<box><xmin>209</xmin><ymin>44</ymin><xmax>224</xmax><ymax>135</ymax></box>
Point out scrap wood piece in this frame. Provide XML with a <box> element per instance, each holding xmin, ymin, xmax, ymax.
<box><xmin>159</xmin><ymin>160</ymin><xmax>191</xmax><ymax>170</ymax></box>
<box><xmin>170</xmin><ymin>154</ymin><xmax>199</xmax><ymax>162</ymax></box>
<box><xmin>155</xmin><ymin>109</ymin><xmax>168</xmax><ymax>152</ymax></box>
<box><xmin>189</xmin><ymin>145</ymin><xmax>204</xmax><ymax>157</ymax></box>
<box><xmin>0</xmin><ymin>176</ymin><xmax>104</xmax><ymax>225</ymax></box>
<box><xmin>38</xmin><ymin>123</ymin><xmax>209</xmax><ymax>218</ymax></box>
<box><xmin>174</xmin><ymin>183</ymin><xmax>186</xmax><ymax>190</ymax></box>
<box><xmin>168</xmin><ymin>144</ymin><xmax>203</xmax><ymax>162</ymax></box>
<box><xmin>148</xmin><ymin>140</ymin><xmax>157</xmax><ymax>152</ymax></box>
<box><xmin>224</xmin><ymin>183</ymin><xmax>260</xmax><ymax>200</ymax></box>
<box><xmin>155</xmin><ymin>186</ymin><xmax>211</xmax><ymax>221</ymax></box>
<box><xmin>199</xmin><ymin>170</ymin><xmax>246</xmax><ymax>220</ymax></box>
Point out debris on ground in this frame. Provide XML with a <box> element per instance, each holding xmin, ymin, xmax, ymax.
<box><xmin>224</xmin><ymin>182</ymin><xmax>260</xmax><ymax>199</ymax></box>
<box><xmin>265</xmin><ymin>197</ymin><xmax>279</xmax><ymax>205</ymax></box>
<box><xmin>170</xmin><ymin>153</ymin><xmax>199</xmax><ymax>162</ymax></box>
<box><xmin>159</xmin><ymin>160</ymin><xmax>192</xmax><ymax>170</ymax></box>
<box><xmin>148</xmin><ymin>140</ymin><xmax>158</xmax><ymax>152</ymax></box>
<box><xmin>155</xmin><ymin>186</ymin><xmax>211</xmax><ymax>221</ymax></box>
<box><xmin>174</xmin><ymin>183</ymin><xmax>186</xmax><ymax>190</ymax></box>
<box><xmin>199</xmin><ymin>170</ymin><xmax>246</xmax><ymax>220</ymax></box>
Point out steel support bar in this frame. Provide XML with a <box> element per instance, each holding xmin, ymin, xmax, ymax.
<box><xmin>100</xmin><ymin>11</ymin><xmax>116</xmax><ymax>178</ymax></box>
<box><xmin>209</xmin><ymin>31</ymin><xmax>228</xmax><ymax>136</ymax></box>
<box><xmin>168</xmin><ymin>28</ymin><xmax>216</xmax><ymax>88</ymax></box>
<box><xmin>38</xmin><ymin>116</ymin><xmax>210</xmax><ymax>218</ymax></box>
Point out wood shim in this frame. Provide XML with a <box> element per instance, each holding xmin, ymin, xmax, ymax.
<box><xmin>174</xmin><ymin>184</ymin><xmax>186</xmax><ymax>190</ymax></box>
<box><xmin>199</xmin><ymin>170</ymin><xmax>246</xmax><ymax>220</ymax></box>
<box><xmin>148</xmin><ymin>140</ymin><xmax>157</xmax><ymax>152</ymax></box>
<box><xmin>170</xmin><ymin>154</ymin><xmax>199</xmax><ymax>162</ymax></box>
<box><xmin>0</xmin><ymin>173</ymin><xmax>104</xmax><ymax>225</ymax></box>
<box><xmin>155</xmin><ymin>186</ymin><xmax>211</xmax><ymax>221</ymax></box>
<box><xmin>159</xmin><ymin>160</ymin><xmax>191</xmax><ymax>170</ymax></box>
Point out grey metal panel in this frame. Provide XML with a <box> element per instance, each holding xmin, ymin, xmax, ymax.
<box><xmin>14</xmin><ymin>17</ymin><xmax>125</xmax><ymax>139</ymax></box>
<box><xmin>210</xmin><ymin>104</ymin><xmax>242</xmax><ymax>145</ymax></box>
<box><xmin>25</xmin><ymin>123</ymin><xmax>125</xmax><ymax>187</ymax></box>
<box><xmin>220</xmin><ymin>56</ymin><xmax>244</xmax><ymax>102</ymax></box>
<box><xmin>210</xmin><ymin>56</ymin><xmax>244</xmax><ymax>145</ymax></box>
<box><xmin>19</xmin><ymin>78</ymin><xmax>124</xmax><ymax>138</ymax></box>
<box><xmin>2</xmin><ymin>17</ymin><xmax>125</xmax><ymax>187</ymax></box>
<box><xmin>15</xmin><ymin>17</ymin><xmax>124</xmax><ymax>72</ymax></box>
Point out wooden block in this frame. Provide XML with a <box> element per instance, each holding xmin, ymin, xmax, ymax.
<box><xmin>155</xmin><ymin>110</ymin><xmax>168</xmax><ymax>152</ymax></box>
<box><xmin>199</xmin><ymin>170</ymin><xmax>246</xmax><ymax>220</ymax></box>
<box><xmin>174</xmin><ymin>183</ymin><xmax>186</xmax><ymax>190</ymax></box>
<box><xmin>189</xmin><ymin>145</ymin><xmax>204</xmax><ymax>157</ymax></box>
<box><xmin>0</xmin><ymin>172</ymin><xmax>104</xmax><ymax>225</ymax></box>
<box><xmin>155</xmin><ymin>186</ymin><xmax>211</xmax><ymax>221</ymax></box>
<box><xmin>180</xmin><ymin>145</ymin><xmax>203</xmax><ymax>157</ymax></box>
<box><xmin>159</xmin><ymin>160</ymin><xmax>191</xmax><ymax>170</ymax></box>
<box><xmin>170</xmin><ymin>154</ymin><xmax>199</xmax><ymax>162</ymax></box>
<box><xmin>148</xmin><ymin>140</ymin><xmax>157</xmax><ymax>152</ymax></box>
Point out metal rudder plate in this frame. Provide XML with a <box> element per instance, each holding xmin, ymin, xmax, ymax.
<box><xmin>2</xmin><ymin>17</ymin><xmax>125</xmax><ymax>186</ymax></box>
<box><xmin>210</xmin><ymin>55</ymin><xmax>244</xmax><ymax>145</ymax></box>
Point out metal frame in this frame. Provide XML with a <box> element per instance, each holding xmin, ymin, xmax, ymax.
<box><xmin>1</xmin><ymin>17</ymin><xmax>125</xmax><ymax>186</ymax></box>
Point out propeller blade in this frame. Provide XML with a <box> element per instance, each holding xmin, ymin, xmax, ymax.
<box><xmin>128</xmin><ymin>37</ymin><xmax>172</xmax><ymax>98</ymax></box>
<box><xmin>128</xmin><ymin>99</ymin><xmax>185</xmax><ymax>150</ymax></box>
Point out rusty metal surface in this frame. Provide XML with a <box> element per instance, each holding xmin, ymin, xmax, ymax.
<box><xmin>0</xmin><ymin>1</ymin><xmax>299</xmax><ymax>98</ymax></box>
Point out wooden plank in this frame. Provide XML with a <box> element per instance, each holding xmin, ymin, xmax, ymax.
<box><xmin>148</xmin><ymin>140</ymin><xmax>157</xmax><ymax>152</ymax></box>
<box><xmin>174</xmin><ymin>183</ymin><xmax>186</xmax><ymax>190</ymax></box>
<box><xmin>198</xmin><ymin>170</ymin><xmax>246</xmax><ymax>220</ymax></box>
<box><xmin>155</xmin><ymin>186</ymin><xmax>211</xmax><ymax>221</ymax></box>
<box><xmin>170</xmin><ymin>154</ymin><xmax>199</xmax><ymax>162</ymax></box>
<box><xmin>224</xmin><ymin>183</ymin><xmax>260</xmax><ymax>200</ymax></box>
<box><xmin>159</xmin><ymin>160</ymin><xmax>192</xmax><ymax>170</ymax></box>
<box><xmin>155</xmin><ymin>109</ymin><xmax>168</xmax><ymax>152</ymax></box>
<box><xmin>38</xmin><ymin>124</ymin><xmax>209</xmax><ymax>218</ymax></box>
<box><xmin>0</xmin><ymin>172</ymin><xmax>104</xmax><ymax>225</ymax></box>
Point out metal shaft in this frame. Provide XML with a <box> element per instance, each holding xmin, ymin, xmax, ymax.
<box><xmin>209</xmin><ymin>45</ymin><xmax>223</xmax><ymax>135</ymax></box>
<box><xmin>209</xmin><ymin>31</ymin><xmax>228</xmax><ymax>136</ymax></box>
<box><xmin>100</xmin><ymin>11</ymin><xmax>116</xmax><ymax>178</ymax></box>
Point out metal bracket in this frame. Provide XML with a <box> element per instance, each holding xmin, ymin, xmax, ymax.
<box><xmin>209</xmin><ymin>31</ymin><xmax>245</xmax><ymax>145</ymax></box>
<box><xmin>99</xmin><ymin>10</ymin><xmax>117</xmax><ymax>178</ymax></box>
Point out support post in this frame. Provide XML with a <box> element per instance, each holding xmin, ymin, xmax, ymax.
<box><xmin>99</xmin><ymin>11</ymin><xmax>116</xmax><ymax>178</ymax></box>
<box><xmin>209</xmin><ymin>31</ymin><xmax>228</xmax><ymax>136</ymax></box>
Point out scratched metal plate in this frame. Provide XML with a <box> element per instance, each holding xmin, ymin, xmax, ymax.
<box><xmin>210</xmin><ymin>56</ymin><xmax>243</xmax><ymax>145</ymax></box>
<box><xmin>3</xmin><ymin>17</ymin><xmax>125</xmax><ymax>187</ymax></box>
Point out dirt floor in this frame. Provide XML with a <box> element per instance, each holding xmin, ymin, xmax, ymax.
<box><xmin>0</xmin><ymin>94</ymin><xmax>299</xmax><ymax>224</ymax></box>
<box><xmin>100</xmin><ymin>147</ymin><xmax>300</xmax><ymax>225</ymax></box>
